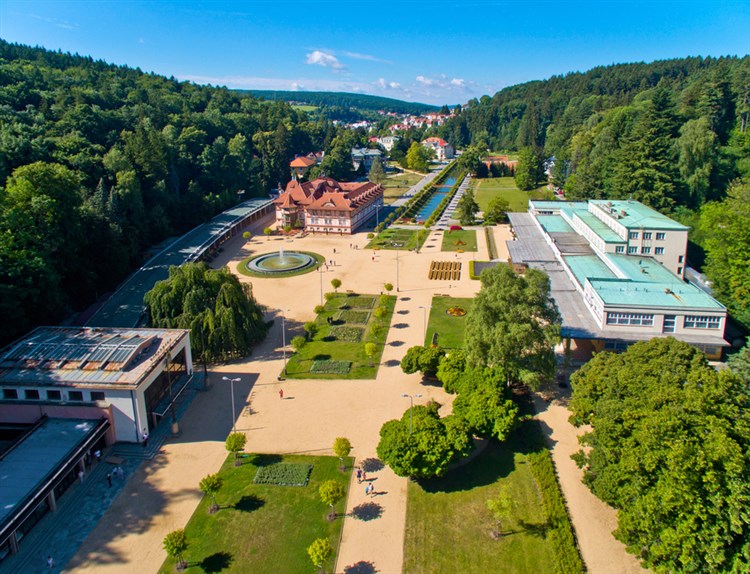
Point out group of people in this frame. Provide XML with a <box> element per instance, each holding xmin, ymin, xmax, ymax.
<box><xmin>356</xmin><ymin>467</ymin><xmax>377</xmax><ymax>497</ymax></box>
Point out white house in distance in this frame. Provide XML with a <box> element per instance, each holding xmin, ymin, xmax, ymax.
<box><xmin>351</xmin><ymin>147</ymin><xmax>384</xmax><ymax>171</ymax></box>
<box><xmin>0</xmin><ymin>326</ymin><xmax>193</xmax><ymax>442</ymax></box>
<box><xmin>507</xmin><ymin>199</ymin><xmax>728</xmax><ymax>360</ymax></box>
<box><xmin>422</xmin><ymin>137</ymin><xmax>455</xmax><ymax>160</ymax></box>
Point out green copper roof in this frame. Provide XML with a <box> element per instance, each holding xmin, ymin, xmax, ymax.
<box><xmin>570</xmin><ymin>209</ymin><xmax>625</xmax><ymax>243</ymax></box>
<box><xmin>564</xmin><ymin>255</ymin><xmax>617</xmax><ymax>287</ymax></box>
<box><xmin>589</xmin><ymin>200</ymin><xmax>689</xmax><ymax>231</ymax></box>
<box><xmin>537</xmin><ymin>215</ymin><xmax>574</xmax><ymax>233</ymax></box>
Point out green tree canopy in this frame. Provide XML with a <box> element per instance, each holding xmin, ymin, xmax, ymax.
<box><xmin>368</xmin><ymin>158</ymin><xmax>386</xmax><ymax>184</ymax></box>
<box><xmin>332</xmin><ymin>437</ymin><xmax>352</xmax><ymax>461</ymax></box>
<box><xmin>514</xmin><ymin>147</ymin><xmax>543</xmax><ymax>191</ymax></box>
<box><xmin>451</xmin><ymin>368</ymin><xmax>519</xmax><ymax>441</ymax></box>
<box><xmin>455</xmin><ymin>189</ymin><xmax>479</xmax><ymax>225</ymax></box>
<box><xmin>376</xmin><ymin>402</ymin><xmax>472</xmax><ymax>479</ymax></box>
<box><xmin>318</xmin><ymin>480</ymin><xmax>345</xmax><ymax>508</ymax></box>
<box><xmin>199</xmin><ymin>473</ymin><xmax>223</xmax><ymax>513</ymax></box>
<box><xmin>484</xmin><ymin>197</ymin><xmax>510</xmax><ymax>224</ymax></box>
<box><xmin>307</xmin><ymin>538</ymin><xmax>333</xmax><ymax>570</ymax></box>
<box><xmin>225</xmin><ymin>432</ymin><xmax>247</xmax><ymax>466</ymax></box>
<box><xmin>406</xmin><ymin>141</ymin><xmax>431</xmax><ymax>173</ymax></box>
<box><xmin>699</xmin><ymin>180</ymin><xmax>750</xmax><ymax>327</ymax></box>
<box><xmin>435</xmin><ymin>350</ymin><xmax>466</xmax><ymax>393</ymax></box>
<box><xmin>400</xmin><ymin>345</ymin><xmax>446</xmax><ymax>376</ymax></box>
<box><xmin>163</xmin><ymin>529</ymin><xmax>188</xmax><ymax>570</ymax></box>
<box><xmin>464</xmin><ymin>265</ymin><xmax>561</xmax><ymax>388</ymax></box>
<box><xmin>144</xmin><ymin>263</ymin><xmax>268</xmax><ymax>362</ymax></box>
<box><xmin>569</xmin><ymin>337</ymin><xmax>750</xmax><ymax>573</ymax></box>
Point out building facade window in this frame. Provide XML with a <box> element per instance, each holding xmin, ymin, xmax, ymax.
<box><xmin>91</xmin><ymin>391</ymin><xmax>105</xmax><ymax>401</ymax></box>
<box><xmin>629</xmin><ymin>231</ymin><xmax>639</xmax><ymax>239</ymax></box>
<box><xmin>655</xmin><ymin>247</ymin><xmax>664</xmax><ymax>254</ymax></box>
<box><xmin>678</xmin><ymin>267</ymin><xmax>683</xmax><ymax>275</ymax></box>
<box><xmin>47</xmin><ymin>390</ymin><xmax>62</xmax><ymax>400</ymax></box>
<box><xmin>643</xmin><ymin>232</ymin><xmax>652</xmax><ymax>239</ymax></box>
<box><xmin>2</xmin><ymin>388</ymin><xmax>18</xmax><ymax>399</ymax></box>
<box><xmin>656</xmin><ymin>232</ymin><xmax>666</xmax><ymax>240</ymax></box>
<box><xmin>641</xmin><ymin>247</ymin><xmax>651</xmax><ymax>254</ymax></box>
<box><xmin>25</xmin><ymin>389</ymin><xmax>40</xmax><ymax>400</ymax></box>
<box><xmin>68</xmin><ymin>391</ymin><xmax>83</xmax><ymax>401</ymax></box>
<box><xmin>606</xmin><ymin>312</ymin><xmax>654</xmax><ymax>326</ymax></box>
<box><xmin>678</xmin><ymin>255</ymin><xmax>684</xmax><ymax>263</ymax></box>
<box><xmin>627</xmin><ymin>246</ymin><xmax>637</xmax><ymax>254</ymax></box>
<box><xmin>663</xmin><ymin>315</ymin><xmax>676</xmax><ymax>333</ymax></box>
<box><xmin>684</xmin><ymin>315</ymin><xmax>721</xmax><ymax>329</ymax></box>
<box><xmin>615</xmin><ymin>246</ymin><xmax>625</xmax><ymax>253</ymax></box>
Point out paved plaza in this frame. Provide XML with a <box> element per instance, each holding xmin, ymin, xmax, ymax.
<box><xmin>62</xmin><ymin>222</ymin><xmax>643</xmax><ymax>573</ymax></box>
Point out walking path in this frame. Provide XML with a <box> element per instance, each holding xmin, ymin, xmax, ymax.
<box><xmin>64</xmin><ymin>222</ymin><xmax>644</xmax><ymax>574</ymax></box>
<box><xmin>434</xmin><ymin>174</ymin><xmax>471</xmax><ymax>228</ymax></box>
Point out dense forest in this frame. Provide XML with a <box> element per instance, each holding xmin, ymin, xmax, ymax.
<box><xmin>0</xmin><ymin>40</ymin><xmax>343</xmax><ymax>345</ymax></box>
<box><xmin>247</xmin><ymin>90</ymin><xmax>437</xmax><ymax>115</ymax></box>
<box><xmin>440</xmin><ymin>56</ymin><xmax>750</xmax><ymax>327</ymax></box>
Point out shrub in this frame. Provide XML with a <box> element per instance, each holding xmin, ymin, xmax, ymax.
<box><xmin>450</xmin><ymin>225</ymin><xmax>463</xmax><ymax>231</ymax></box>
<box><xmin>314</xmin><ymin>305</ymin><xmax>325</xmax><ymax>314</ymax></box>
<box><xmin>291</xmin><ymin>335</ymin><xmax>307</xmax><ymax>352</ymax></box>
<box><xmin>324</xmin><ymin>292</ymin><xmax>335</xmax><ymax>302</ymax></box>
<box><xmin>225</xmin><ymin>432</ymin><xmax>247</xmax><ymax>466</ymax></box>
<box><xmin>253</xmin><ymin>463</ymin><xmax>312</xmax><ymax>486</ymax></box>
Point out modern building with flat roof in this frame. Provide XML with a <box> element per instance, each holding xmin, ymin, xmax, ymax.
<box><xmin>507</xmin><ymin>200</ymin><xmax>728</xmax><ymax>359</ymax></box>
<box><xmin>0</xmin><ymin>327</ymin><xmax>193</xmax><ymax>442</ymax></box>
<box><xmin>0</xmin><ymin>416</ymin><xmax>110</xmax><ymax>561</ymax></box>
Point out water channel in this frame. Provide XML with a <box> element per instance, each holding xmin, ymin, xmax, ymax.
<box><xmin>414</xmin><ymin>176</ymin><xmax>457</xmax><ymax>222</ymax></box>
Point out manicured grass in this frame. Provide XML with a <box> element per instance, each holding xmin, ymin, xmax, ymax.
<box><xmin>284</xmin><ymin>293</ymin><xmax>396</xmax><ymax>379</ymax></box>
<box><xmin>292</xmin><ymin>104</ymin><xmax>318</xmax><ymax>112</ymax></box>
<box><xmin>440</xmin><ymin>229</ymin><xmax>478</xmax><ymax>252</ymax></box>
<box><xmin>424</xmin><ymin>296</ymin><xmax>474</xmax><ymax>348</ymax></box>
<box><xmin>473</xmin><ymin>177</ymin><xmax>554</xmax><ymax>213</ymax></box>
<box><xmin>382</xmin><ymin>172</ymin><xmax>424</xmax><ymax>204</ymax></box>
<box><xmin>159</xmin><ymin>454</ymin><xmax>352</xmax><ymax>574</ymax></box>
<box><xmin>237</xmin><ymin>251</ymin><xmax>324</xmax><ymax>278</ymax></box>
<box><xmin>366</xmin><ymin>227</ymin><xmax>429</xmax><ymax>251</ymax></box>
<box><xmin>403</xmin><ymin>422</ymin><xmax>583</xmax><ymax>574</ymax></box>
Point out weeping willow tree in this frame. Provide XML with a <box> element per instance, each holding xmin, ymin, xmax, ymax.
<box><xmin>144</xmin><ymin>263</ymin><xmax>268</xmax><ymax>362</ymax></box>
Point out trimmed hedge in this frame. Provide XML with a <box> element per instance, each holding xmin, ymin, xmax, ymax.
<box><xmin>527</xmin><ymin>448</ymin><xmax>585</xmax><ymax>574</ymax></box>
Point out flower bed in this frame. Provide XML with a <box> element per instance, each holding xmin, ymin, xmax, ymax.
<box><xmin>329</xmin><ymin>325</ymin><xmax>365</xmax><ymax>342</ymax></box>
<box><xmin>346</xmin><ymin>296</ymin><xmax>376</xmax><ymax>308</ymax></box>
<box><xmin>310</xmin><ymin>360</ymin><xmax>352</xmax><ymax>375</ymax></box>
<box><xmin>253</xmin><ymin>463</ymin><xmax>312</xmax><ymax>486</ymax></box>
<box><xmin>446</xmin><ymin>306</ymin><xmax>467</xmax><ymax>317</ymax></box>
<box><xmin>336</xmin><ymin>310</ymin><xmax>371</xmax><ymax>324</ymax></box>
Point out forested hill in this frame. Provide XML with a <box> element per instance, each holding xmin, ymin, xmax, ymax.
<box><xmin>0</xmin><ymin>40</ymin><xmax>335</xmax><ymax>345</ymax></box>
<box><xmin>441</xmin><ymin>56</ymin><xmax>749</xmax><ymax>203</ymax></box>
<box><xmin>247</xmin><ymin>90</ymin><xmax>438</xmax><ymax>115</ymax></box>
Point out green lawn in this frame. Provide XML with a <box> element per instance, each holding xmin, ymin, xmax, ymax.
<box><xmin>403</xmin><ymin>424</ymin><xmax>579</xmax><ymax>574</ymax></box>
<box><xmin>440</xmin><ymin>229</ymin><xmax>477</xmax><ymax>252</ymax></box>
<box><xmin>284</xmin><ymin>293</ymin><xmax>396</xmax><ymax>379</ymax></box>
<box><xmin>366</xmin><ymin>227</ymin><xmax>429</xmax><ymax>251</ymax></box>
<box><xmin>474</xmin><ymin>177</ymin><xmax>554</xmax><ymax>212</ymax></box>
<box><xmin>382</xmin><ymin>172</ymin><xmax>424</xmax><ymax>204</ymax></box>
<box><xmin>160</xmin><ymin>454</ymin><xmax>352</xmax><ymax>574</ymax></box>
<box><xmin>292</xmin><ymin>104</ymin><xmax>318</xmax><ymax>113</ymax></box>
<box><xmin>424</xmin><ymin>296</ymin><xmax>474</xmax><ymax>348</ymax></box>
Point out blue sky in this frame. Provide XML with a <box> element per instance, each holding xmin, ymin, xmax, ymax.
<box><xmin>1</xmin><ymin>1</ymin><xmax>749</xmax><ymax>105</ymax></box>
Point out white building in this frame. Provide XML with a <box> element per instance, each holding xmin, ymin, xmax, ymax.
<box><xmin>422</xmin><ymin>137</ymin><xmax>455</xmax><ymax>160</ymax></box>
<box><xmin>507</xmin><ymin>200</ymin><xmax>728</xmax><ymax>360</ymax></box>
<box><xmin>0</xmin><ymin>326</ymin><xmax>193</xmax><ymax>442</ymax></box>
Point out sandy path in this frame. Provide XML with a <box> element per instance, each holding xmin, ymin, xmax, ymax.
<box><xmin>534</xmin><ymin>393</ymin><xmax>647</xmax><ymax>574</ymax></box>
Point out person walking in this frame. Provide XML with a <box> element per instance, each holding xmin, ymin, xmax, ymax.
<box><xmin>279</xmin><ymin>389</ymin><xmax>284</xmax><ymax>399</ymax></box>
<box><xmin>106</xmin><ymin>473</ymin><xmax>112</xmax><ymax>488</ymax></box>
<box><xmin>46</xmin><ymin>555</ymin><xmax>54</xmax><ymax>569</ymax></box>
<box><xmin>141</xmin><ymin>429</ymin><xmax>149</xmax><ymax>448</ymax></box>
<box><xmin>362</xmin><ymin>471</ymin><xmax>367</xmax><ymax>482</ymax></box>
<box><xmin>78</xmin><ymin>470</ymin><xmax>84</xmax><ymax>484</ymax></box>
<box><xmin>356</xmin><ymin>468</ymin><xmax>362</xmax><ymax>483</ymax></box>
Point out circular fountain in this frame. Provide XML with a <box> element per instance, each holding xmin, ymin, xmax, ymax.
<box><xmin>244</xmin><ymin>249</ymin><xmax>319</xmax><ymax>276</ymax></box>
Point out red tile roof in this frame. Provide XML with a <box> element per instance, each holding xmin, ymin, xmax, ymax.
<box><xmin>290</xmin><ymin>156</ymin><xmax>316</xmax><ymax>168</ymax></box>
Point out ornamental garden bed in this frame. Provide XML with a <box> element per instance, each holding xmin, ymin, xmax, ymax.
<box><xmin>283</xmin><ymin>292</ymin><xmax>397</xmax><ymax>379</ymax></box>
<box><xmin>329</xmin><ymin>325</ymin><xmax>365</xmax><ymax>342</ymax></box>
<box><xmin>254</xmin><ymin>463</ymin><xmax>312</xmax><ymax>486</ymax></box>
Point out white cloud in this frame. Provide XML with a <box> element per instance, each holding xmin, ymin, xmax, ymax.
<box><xmin>374</xmin><ymin>78</ymin><xmax>402</xmax><ymax>90</ymax></box>
<box><xmin>305</xmin><ymin>50</ymin><xmax>345</xmax><ymax>70</ymax></box>
<box><xmin>290</xmin><ymin>82</ymin><xmax>305</xmax><ymax>91</ymax></box>
<box><xmin>416</xmin><ymin>75</ymin><xmax>434</xmax><ymax>86</ymax></box>
<box><xmin>342</xmin><ymin>51</ymin><xmax>392</xmax><ymax>64</ymax></box>
<box><xmin>450</xmin><ymin>78</ymin><xmax>465</xmax><ymax>87</ymax></box>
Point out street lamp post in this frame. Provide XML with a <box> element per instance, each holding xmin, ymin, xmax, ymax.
<box><xmin>222</xmin><ymin>376</ymin><xmax>240</xmax><ymax>433</ymax></box>
<box><xmin>279</xmin><ymin>309</ymin><xmax>289</xmax><ymax>376</ymax></box>
<box><xmin>318</xmin><ymin>265</ymin><xmax>324</xmax><ymax>306</ymax></box>
<box><xmin>418</xmin><ymin>306</ymin><xmax>430</xmax><ymax>344</ymax></box>
<box><xmin>401</xmin><ymin>393</ymin><xmax>423</xmax><ymax>434</ymax></box>
<box><xmin>396</xmin><ymin>250</ymin><xmax>400</xmax><ymax>292</ymax></box>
